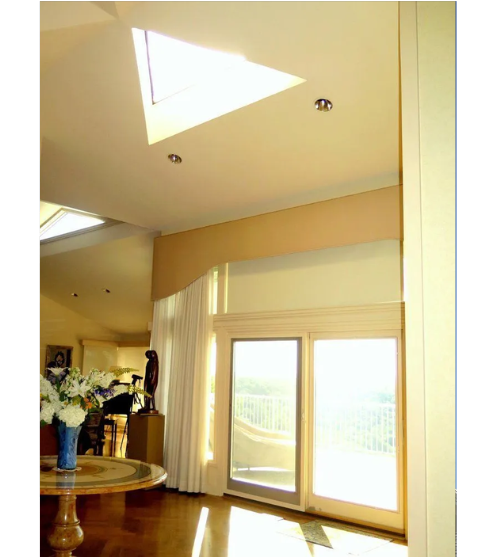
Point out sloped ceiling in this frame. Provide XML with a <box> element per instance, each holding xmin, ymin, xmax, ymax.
<box><xmin>40</xmin><ymin>1</ymin><xmax>400</xmax><ymax>336</ymax></box>
<box><xmin>40</xmin><ymin>232</ymin><xmax>157</xmax><ymax>336</ymax></box>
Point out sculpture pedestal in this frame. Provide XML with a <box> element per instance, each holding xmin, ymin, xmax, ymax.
<box><xmin>128</xmin><ymin>414</ymin><xmax>165</xmax><ymax>466</ymax></box>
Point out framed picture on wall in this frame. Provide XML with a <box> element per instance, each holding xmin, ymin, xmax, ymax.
<box><xmin>45</xmin><ymin>345</ymin><xmax>73</xmax><ymax>374</ymax></box>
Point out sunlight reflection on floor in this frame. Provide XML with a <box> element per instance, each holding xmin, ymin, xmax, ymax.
<box><xmin>220</xmin><ymin>506</ymin><xmax>407</xmax><ymax>557</ymax></box>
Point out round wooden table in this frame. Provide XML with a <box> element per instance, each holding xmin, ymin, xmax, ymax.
<box><xmin>40</xmin><ymin>455</ymin><xmax>167</xmax><ymax>557</ymax></box>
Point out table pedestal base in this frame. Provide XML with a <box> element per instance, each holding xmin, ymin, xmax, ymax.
<box><xmin>47</xmin><ymin>495</ymin><xmax>84</xmax><ymax>557</ymax></box>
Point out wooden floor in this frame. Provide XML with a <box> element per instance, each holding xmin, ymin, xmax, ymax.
<box><xmin>42</xmin><ymin>419</ymin><xmax>407</xmax><ymax>556</ymax></box>
<box><xmin>40</xmin><ymin>489</ymin><xmax>408</xmax><ymax>557</ymax></box>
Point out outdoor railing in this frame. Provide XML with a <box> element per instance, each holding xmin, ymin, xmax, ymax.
<box><xmin>233</xmin><ymin>394</ymin><xmax>396</xmax><ymax>456</ymax></box>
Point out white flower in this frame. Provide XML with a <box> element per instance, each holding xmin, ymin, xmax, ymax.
<box><xmin>47</xmin><ymin>367</ymin><xmax>66</xmax><ymax>376</ymax></box>
<box><xmin>100</xmin><ymin>372</ymin><xmax>117</xmax><ymax>389</ymax></box>
<box><xmin>40</xmin><ymin>375</ymin><xmax>52</xmax><ymax>397</ymax></box>
<box><xmin>40</xmin><ymin>401</ymin><xmax>55</xmax><ymax>424</ymax></box>
<box><xmin>40</xmin><ymin>376</ymin><xmax>63</xmax><ymax>408</ymax></box>
<box><xmin>58</xmin><ymin>405</ymin><xmax>87</xmax><ymax>427</ymax></box>
<box><xmin>112</xmin><ymin>384</ymin><xmax>128</xmax><ymax>396</ymax></box>
<box><xmin>65</xmin><ymin>378</ymin><xmax>91</xmax><ymax>398</ymax></box>
<box><xmin>51</xmin><ymin>397</ymin><xmax>64</xmax><ymax>414</ymax></box>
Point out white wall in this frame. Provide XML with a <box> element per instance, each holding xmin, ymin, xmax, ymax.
<box><xmin>227</xmin><ymin>240</ymin><xmax>401</xmax><ymax>313</ymax></box>
<box><xmin>82</xmin><ymin>344</ymin><xmax>118</xmax><ymax>374</ymax></box>
<box><xmin>400</xmin><ymin>2</ymin><xmax>455</xmax><ymax>556</ymax></box>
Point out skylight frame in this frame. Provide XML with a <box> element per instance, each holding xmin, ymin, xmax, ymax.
<box><xmin>144</xmin><ymin>30</ymin><xmax>158</xmax><ymax>104</ymax></box>
<box><xmin>40</xmin><ymin>208</ymin><xmax>118</xmax><ymax>245</ymax></box>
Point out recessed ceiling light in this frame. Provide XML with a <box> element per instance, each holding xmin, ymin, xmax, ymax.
<box><xmin>71</xmin><ymin>293</ymin><xmax>78</xmax><ymax>297</ymax></box>
<box><xmin>168</xmin><ymin>154</ymin><xmax>182</xmax><ymax>164</ymax></box>
<box><xmin>315</xmin><ymin>98</ymin><xmax>333</xmax><ymax>112</ymax></box>
<box><xmin>102</xmin><ymin>289</ymin><xmax>111</xmax><ymax>293</ymax></box>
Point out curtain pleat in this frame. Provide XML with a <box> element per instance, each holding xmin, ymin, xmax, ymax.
<box><xmin>151</xmin><ymin>270</ymin><xmax>213</xmax><ymax>493</ymax></box>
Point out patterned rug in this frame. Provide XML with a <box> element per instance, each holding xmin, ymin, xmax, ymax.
<box><xmin>277</xmin><ymin>519</ymin><xmax>393</xmax><ymax>554</ymax></box>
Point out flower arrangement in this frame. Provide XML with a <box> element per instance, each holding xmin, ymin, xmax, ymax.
<box><xmin>40</xmin><ymin>366</ymin><xmax>149</xmax><ymax>428</ymax></box>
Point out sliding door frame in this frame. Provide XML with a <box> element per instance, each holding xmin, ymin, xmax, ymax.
<box><xmin>226</xmin><ymin>336</ymin><xmax>304</xmax><ymax>505</ymax></box>
<box><xmin>211</xmin><ymin>303</ymin><xmax>405</xmax><ymax>519</ymax></box>
<box><xmin>306</xmin><ymin>330</ymin><xmax>405</xmax><ymax>533</ymax></box>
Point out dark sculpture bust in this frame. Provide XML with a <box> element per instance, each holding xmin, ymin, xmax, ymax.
<box><xmin>139</xmin><ymin>350</ymin><xmax>159</xmax><ymax>414</ymax></box>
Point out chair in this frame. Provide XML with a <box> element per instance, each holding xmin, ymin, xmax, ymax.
<box><xmin>101</xmin><ymin>376</ymin><xmax>143</xmax><ymax>456</ymax></box>
<box><xmin>79</xmin><ymin>411</ymin><xmax>105</xmax><ymax>455</ymax></box>
<box><xmin>101</xmin><ymin>417</ymin><xmax>118</xmax><ymax>455</ymax></box>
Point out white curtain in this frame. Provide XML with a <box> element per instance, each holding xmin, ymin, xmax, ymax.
<box><xmin>151</xmin><ymin>270</ymin><xmax>214</xmax><ymax>493</ymax></box>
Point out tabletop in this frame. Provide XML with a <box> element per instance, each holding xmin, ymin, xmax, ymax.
<box><xmin>40</xmin><ymin>455</ymin><xmax>167</xmax><ymax>496</ymax></box>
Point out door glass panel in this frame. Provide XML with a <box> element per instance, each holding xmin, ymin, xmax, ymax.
<box><xmin>313</xmin><ymin>338</ymin><xmax>398</xmax><ymax>511</ymax></box>
<box><xmin>231</xmin><ymin>340</ymin><xmax>299</xmax><ymax>492</ymax></box>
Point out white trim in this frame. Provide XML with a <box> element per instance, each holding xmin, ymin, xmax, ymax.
<box><xmin>224</xmin><ymin>489</ymin><xmax>305</xmax><ymax>512</ymax></box>
<box><xmin>216</xmin><ymin>263</ymin><xmax>228</xmax><ymax>315</ymax></box>
<box><xmin>214</xmin><ymin>302</ymin><xmax>404</xmax><ymax>334</ymax></box>
<box><xmin>399</xmin><ymin>1</ymin><xmax>428</xmax><ymax>555</ymax></box>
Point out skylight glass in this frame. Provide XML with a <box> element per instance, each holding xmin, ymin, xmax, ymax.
<box><xmin>40</xmin><ymin>210</ymin><xmax>105</xmax><ymax>241</ymax></box>
<box><xmin>145</xmin><ymin>31</ymin><xmax>245</xmax><ymax>103</ymax></box>
<box><xmin>132</xmin><ymin>28</ymin><xmax>306</xmax><ymax>144</ymax></box>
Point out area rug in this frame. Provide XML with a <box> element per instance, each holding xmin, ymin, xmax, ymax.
<box><xmin>277</xmin><ymin>519</ymin><xmax>393</xmax><ymax>554</ymax></box>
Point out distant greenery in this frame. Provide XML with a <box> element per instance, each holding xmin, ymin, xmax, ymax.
<box><xmin>233</xmin><ymin>377</ymin><xmax>394</xmax><ymax>404</ymax></box>
<box><xmin>235</xmin><ymin>377</ymin><xmax>293</xmax><ymax>397</ymax></box>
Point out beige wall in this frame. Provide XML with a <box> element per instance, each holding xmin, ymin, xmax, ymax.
<box><xmin>114</xmin><ymin>346</ymin><xmax>149</xmax><ymax>410</ymax></box>
<box><xmin>81</xmin><ymin>343</ymin><xmax>119</xmax><ymax>375</ymax></box>
<box><xmin>228</xmin><ymin>240</ymin><xmax>401</xmax><ymax>313</ymax></box>
<box><xmin>153</xmin><ymin>186</ymin><xmax>401</xmax><ymax>300</ymax></box>
<box><xmin>400</xmin><ymin>2</ymin><xmax>455</xmax><ymax>556</ymax></box>
<box><xmin>115</xmin><ymin>346</ymin><xmax>149</xmax><ymax>383</ymax></box>
<box><xmin>40</xmin><ymin>294</ymin><xmax>121</xmax><ymax>375</ymax></box>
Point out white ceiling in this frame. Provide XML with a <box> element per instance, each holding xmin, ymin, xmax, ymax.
<box><xmin>40</xmin><ymin>1</ymin><xmax>400</xmax><ymax>337</ymax></box>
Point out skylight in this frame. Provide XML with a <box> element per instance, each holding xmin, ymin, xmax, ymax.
<box><xmin>40</xmin><ymin>209</ymin><xmax>105</xmax><ymax>242</ymax></box>
<box><xmin>132</xmin><ymin>29</ymin><xmax>306</xmax><ymax>144</ymax></box>
<box><xmin>145</xmin><ymin>31</ymin><xmax>245</xmax><ymax>104</ymax></box>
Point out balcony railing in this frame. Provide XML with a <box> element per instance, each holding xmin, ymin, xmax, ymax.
<box><xmin>233</xmin><ymin>394</ymin><xmax>396</xmax><ymax>456</ymax></box>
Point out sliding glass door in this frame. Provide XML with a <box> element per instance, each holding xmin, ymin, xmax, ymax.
<box><xmin>227</xmin><ymin>338</ymin><xmax>302</xmax><ymax>505</ymax></box>
<box><xmin>224</xmin><ymin>333</ymin><xmax>404</xmax><ymax>530</ymax></box>
<box><xmin>308</xmin><ymin>334</ymin><xmax>404</xmax><ymax>531</ymax></box>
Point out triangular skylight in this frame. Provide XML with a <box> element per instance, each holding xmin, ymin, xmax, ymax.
<box><xmin>132</xmin><ymin>29</ymin><xmax>306</xmax><ymax>144</ymax></box>
<box><xmin>40</xmin><ymin>209</ymin><xmax>105</xmax><ymax>242</ymax></box>
<box><xmin>146</xmin><ymin>31</ymin><xmax>245</xmax><ymax>104</ymax></box>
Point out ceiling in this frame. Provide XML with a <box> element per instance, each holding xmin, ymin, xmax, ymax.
<box><xmin>40</xmin><ymin>231</ymin><xmax>157</xmax><ymax>336</ymax></box>
<box><xmin>40</xmin><ymin>1</ymin><xmax>400</xmax><ymax>337</ymax></box>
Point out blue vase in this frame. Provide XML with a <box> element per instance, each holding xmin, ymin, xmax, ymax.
<box><xmin>57</xmin><ymin>422</ymin><xmax>82</xmax><ymax>470</ymax></box>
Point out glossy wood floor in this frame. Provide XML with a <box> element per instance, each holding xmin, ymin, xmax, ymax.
<box><xmin>42</xmin><ymin>419</ymin><xmax>407</xmax><ymax>556</ymax></box>
<box><xmin>40</xmin><ymin>488</ymin><xmax>408</xmax><ymax>557</ymax></box>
